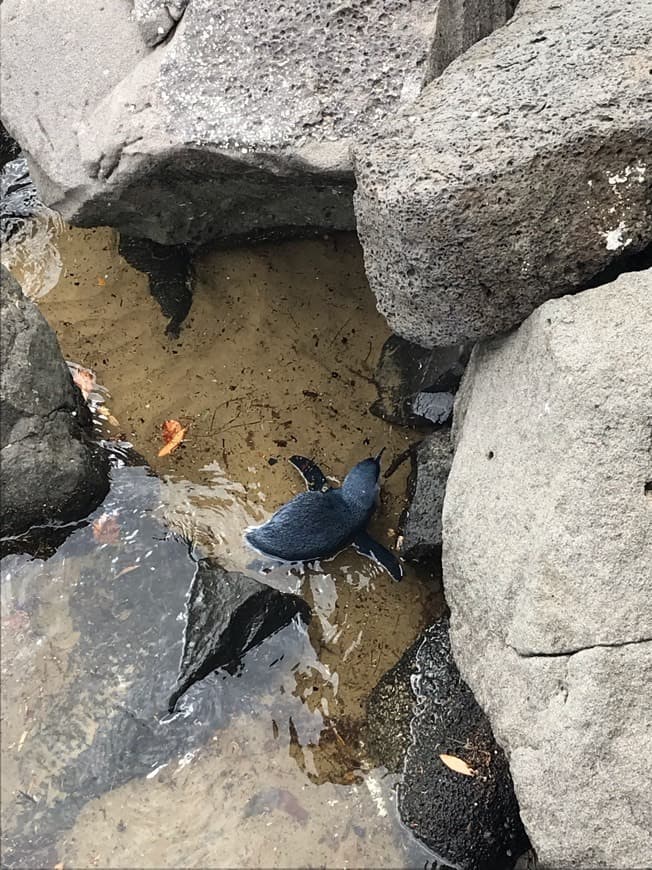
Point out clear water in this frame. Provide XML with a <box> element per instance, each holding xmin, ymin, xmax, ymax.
<box><xmin>1</xmin><ymin>222</ymin><xmax>444</xmax><ymax>868</ymax></box>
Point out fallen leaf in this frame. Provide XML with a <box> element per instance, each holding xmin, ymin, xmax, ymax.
<box><xmin>161</xmin><ymin>419</ymin><xmax>184</xmax><ymax>443</ymax></box>
<box><xmin>71</xmin><ymin>366</ymin><xmax>96</xmax><ymax>400</ymax></box>
<box><xmin>92</xmin><ymin>513</ymin><xmax>121</xmax><ymax>545</ymax></box>
<box><xmin>114</xmin><ymin>565</ymin><xmax>138</xmax><ymax>580</ymax></box>
<box><xmin>97</xmin><ymin>276</ymin><xmax>106</xmax><ymax>286</ymax></box>
<box><xmin>439</xmin><ymin>754</ymin><xmax>475</xmax><ymax>776</ymax></box>
<box><xmin>158</xmin><ymin>420</ymin><xmax>187</xmax><ymax>457</ymax></box>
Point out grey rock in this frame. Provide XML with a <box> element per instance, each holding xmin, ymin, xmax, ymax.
<box><xmin>168</xmin><ymin>556</ymin><xmax>310</xmax><ymax>711</ymax></box>
<box><xmin>133</xmin><ymin>0</ymin><xmax>188</xmax><ymax>46</ymax></box>
<box><xmin>367</xmin><ymin>619</ymin><xmax>529</xmax><ymax>870</ymax></box>
<box><xmin>428</xmin><ymin>0</ymin><xmax>518</xmax><ymax>79</ymax></box>
<box><xmin>0</xmin><ymin>267</ymin><xmax>109</xmax><ymax>538</ymax></box>
<box><xmin>354</xmin><ymin>0</ymin><xmax>652</xmax><ymax>346</ymax></box>
<box><xmin>402</xmin><ymin>430</ymin><xmax>453</xmax><ymax>563</ymax></box>
<box><xmin>371</xmin><ymin>335</ymin><xmax>470</xmax><ymax>427</ymax></box>
<box><xmin>411</xmin><ymin>390</ymin><xmax>455</xmax><ymax>425</ymax></box>
<box><xmin>443</xmin><ymin>272</ymin><xmax>652</xmax><ymax>867</ymax></box>
<box><xmin>1</xmin><ymin>0</ymin><xmax>441</xmax><ymax>246</ymax></box>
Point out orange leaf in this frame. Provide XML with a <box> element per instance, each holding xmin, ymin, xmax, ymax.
<box><xmin>161</xmin><ymin>419</ymin><xmax>184</xmax><ymax>443</ymax></box>
<box><xmin>439</xmin><ymin>754</ymin><xmax>475</xmax><ymax>776</ymax></box>
<box><xmin>97</xmin><ymin>276</ymin><xmax>106</xmax><ymax>286</ymax></box>
<box><xmin>92</xmin><ymin>513</ymin><xmax>120</xmax><ymax>545</ymax></box>
<box><xmin>158</xmin><ymin>425</ymin><xmax>187</xmax><ymax>457</ymax></box>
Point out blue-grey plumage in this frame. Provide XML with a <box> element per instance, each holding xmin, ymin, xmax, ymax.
<box><xmin>245</xmin><ymin>455</ymin><xmax>382</xmax><ymax>563</ymax></box>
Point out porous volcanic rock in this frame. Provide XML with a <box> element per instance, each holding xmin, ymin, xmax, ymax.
<box><xmin>0</xmin><ymin>267</ymin><xmax>109</xmax><ymax>538</ymax></box>
<box><xmin>443</xmin><ymin>271</ymin><xmax>652</xmax><ymax>867</ymax></box>
<box><xmin>354</xmin><ymin>0</ymin><xmax>652</xmax><ymax>345</ymax></box>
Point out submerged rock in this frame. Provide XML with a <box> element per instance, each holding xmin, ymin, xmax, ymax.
<box><xmin>354</xmin><ymin>0</ymin><xmax>652</xmax><ymax>345</ymax></box>
<box><xmin>168</xmin><ymin>557</ymin><xmax>310</xmax><ymax>711</ymax></box>
<box><xmin>401</xmin><ymin>430</ymin><xmax>453</xmax><ymax>563</ymax></box>
<box><xmin>443</xmin><ymin>271</ymin><xmax>652</xmax><ymax>867</ymax></box>
<box><xmin>371</xmin><ymin>335</ymin><xmax>470</xmax><ymax>427</ymax></box>
<box><xmin>367</xmin><ymin>619</ymin><xmax>528</xmax><ymax>870</ymax></box>
<box><xmin>2</xmin><ymin>464</ymin><xmax>312</xmax><ymax>867</ymax></box>
<box><xmin>0</xmin><ymin>0</ymin><xmax>441</xmax><ymax>246</ymax></box>
<box><xmin>0</xmin><ymin>267</ymin><xmax>109</xmax><ymax>539</ymax></box>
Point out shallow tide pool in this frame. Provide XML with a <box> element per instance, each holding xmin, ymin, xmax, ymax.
<box><xmin>2</xmin><ymin>226</ymin><xmax>443</xmax><ymax>868</ymax></box>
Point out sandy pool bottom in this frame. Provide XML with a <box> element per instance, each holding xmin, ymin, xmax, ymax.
<box><xmin>2</xmin><ymin>226</ymin><xmax>443</xmax><ymax>867</ymax></box>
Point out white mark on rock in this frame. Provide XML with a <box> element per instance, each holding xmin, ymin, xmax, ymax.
<box><xmin>608</xmin><ymin>164</ymin><xmax>646</xmax><ymax>185</ymax></box>
<box><xmin>602</xmin><ymin>221</ymin><xmax>632</xmax><ymax>251</ymax></box>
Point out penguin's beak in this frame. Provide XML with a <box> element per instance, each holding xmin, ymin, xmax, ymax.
<box><xmin>375</xmin><ymin>447</ymin><xmax>385</xmax><ymax>463</ymax></box>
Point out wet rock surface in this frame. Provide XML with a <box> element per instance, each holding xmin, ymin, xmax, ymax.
<box><xmin>118</xmin><ymin>235</ymin><xmax>193</xmax><ymax>337</ymax></box>
<box><xmin>367</xmin><ymin>619</ymin><xmax>529</xmax><ymax>870</ymax></box>
<box><xmin>371</xmin><ymin>335</ymin><xmax>470</xmax><ymax>427</ymax></box>
<box><xmin>354</xmin><ymin>0</ymin><xmax>652</xmax><ymax>346</ymax></box>
<box><xmin>443</xmin><ymin>271</ymin><xmax>652</xmax><ymax>867</ymax></box>
<box><xmin>1</xmin><ymin>0</ymin><xmax>441</xmax><ymax>246</ymax></box>
<box><xmin>0</xmin><ymin>267</ymin><xmax>109</xmax><ymax>539</ymax></box>
<box><xmin>0</xmin><ymin>121</ymin><xmax>20</xmax><ymax>169</ymax></box>
<box><xmin>401</xmin><ymin>430</ymin><xmax>453</xmax><ymax>563</ymax></box>
<box><xmin>2</xmin><ymin>464</ymin><xmax>312</xmax><ymax>868</ymax></box>
<box><xmin>168</xmin><ymin>557</ymin><xmax>310</xmax><ymax>711</ymax></box>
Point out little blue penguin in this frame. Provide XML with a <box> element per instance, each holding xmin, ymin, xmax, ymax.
<box><xmin>244</xmin><ymin>452</ymin><xmax>403</xmax><ymax>581</ymax></box>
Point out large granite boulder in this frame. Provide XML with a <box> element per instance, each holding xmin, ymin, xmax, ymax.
<box><xmin>354</xmin><ymin>0</ymin><xmax>652</xmax><ymax>346</ymax></box>
<box><xmin>443</xmin><ymin>271</ymin><xmax>652</xmax><ymax>867</ymax></box>
<box><xmin>367</xmin><ymin>619</ymin><xmax>529</xmax><ymax>870</ymax></box>
<box><xmin>0</xmin><ymin>267</ymin><xmax>109</xmax><ymax>537</ymax></box>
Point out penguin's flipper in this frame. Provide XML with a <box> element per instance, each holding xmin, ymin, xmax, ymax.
<box><xmin>289</xmin><ymin>455</ymin><xmax>330</xmax><ymax>492</ymax></box>
<box><xmin>352</xmin><ymin>531</ymin><xmax>404</xmax><ymax>582</ymax></box>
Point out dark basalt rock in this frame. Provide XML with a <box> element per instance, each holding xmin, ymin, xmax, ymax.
<box><xmin>168</xmin><ymin>557</ymin><xmax>310</xmax><ymax>711</ymax></box>
<box><xmin>0</xmin><ymin>267</ymin><xmax>109</xmax><ymax>542</ymax></box>
<box><xmin>367</xmin><ymin>618</ymin><xmax>529</xmax><ymax>870</ymax></box>
<box><xmin>118</xmin><ymin>234</ymin><xmax>193</xmax><ymax>338</ymax></box>
<box><xmin>401</xmin><ymin>430</ymin><xmax>454</xmax><ymax>564</ymax></box>
<box><xmin>371</xmin><ymin>335</ymin><xmax>470</xmax><ymax>428</ymax></box>
<box><xmin>0</xmin><ymin>120</ymin><xmax>20</xmax><ymax>169</ymax></box>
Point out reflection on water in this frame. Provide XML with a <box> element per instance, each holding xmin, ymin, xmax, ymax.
<box><xmin>0</xmin><ymin>158</ymin><xmax>63</xmax><ymax>298</ymax></box>
<box><xmin>2</xmin><ymin>224</ymin><xmax>444</xmax><ymax>867</ymax></box>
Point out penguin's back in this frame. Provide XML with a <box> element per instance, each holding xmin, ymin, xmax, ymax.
<box><xmin>245</xmin><ymin>490</ymin><xmax>359</xmax><ymax>562</ymax></box>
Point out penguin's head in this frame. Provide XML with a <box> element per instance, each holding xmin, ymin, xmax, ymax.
<box><xmin>341</xmin><ymin>453</ymin><xmax>382</xmax><ymax>513</ymax></box>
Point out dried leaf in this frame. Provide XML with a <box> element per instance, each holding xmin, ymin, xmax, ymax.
<box><xmin>439</xmin><ymin>754</ymin><xmax>475</xmax><ymax>776</ymax></box>
<box><xmin>161</xmin><ymin>419</ymin><xmax>184</xmax><ymax>443</ymax></box>
<box><xmin>71</xmin><ymin>366</ymin><xmax>96</xmax><ymax>400</ymax></box>
<box><xmin>114</xmin><ymin>565</ymin><xmax>138</xmax><ymax>580</ymax></box>
<box><xmin>158</xmin><ymin>420</ymin><xmax>187</xmax><ymax>457</ymax></box>
<box><xmin>92</xmin><ymin>513</ymin><xmax>121</xmax><ymax>545</ymax></box>
<box><xmin>97</xmin><ymin>276</ymin><xmax>106</xmax><ymax>286</ymax></box>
